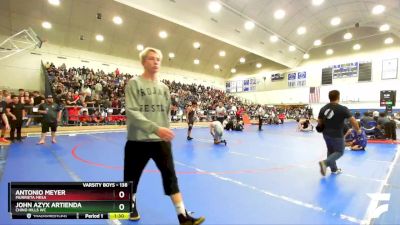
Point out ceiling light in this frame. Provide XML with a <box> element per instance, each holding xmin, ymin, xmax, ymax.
<box><xmin>42</xmin><ymin>21</ymin><xmax>52</xmax><ymax>29</ymax></box>
<box><xmin>244</xmin><ymin>21</ymin><xmax>255</xmax><ymax>30</ymax></box>
<box><xmin>270</xmin><ymin>35</ymin><xmax>278</xmax><ymax>43</ymax></box>
<box><xmin>214</xmin><ymin>64</ymin><xmax>220</xmax><ymax>70</ymax></box>
<box><xmin>193</xmin><ymin>42</ymin><xmax>201</xmax><ymax>49</ymax></box>
<box><xmin>136</xmin><ymin>44</ymin><xmax>144</xmax><ymax>51</ymax></box>
<box><xmin>289</xmin><ymin>46</ymin><xmax>296</xmax><ymax>52</ymax></box>
<box><xmin>379</xmin><ymin>24</ymin><xmax>390</xmax><ymax>32</ymax></box>
<box><xmin>48</xmin><ymin>0</ymin><xmax>60</xmax><ymax>6</ymax></box>
<box><xmin>312</xmin><ymin>0</ymin><xmax>324</xmax><ymax>6</ymax></box>
<box><xmin>372</xmin><ymin>5</ymin><xmax>385</xmax><ymax>15</ymax></box>
<box><xmin>326</xmin><ymin>49</ymin><xmax>333</xmax><ymax>55</ymax></box>
<box><xmin>303</xmin><ymin>54</ymin><xmax>310</xmax><ymax>59</ymax></box>
<box><xmin>384</xmin><ymin>37</ymin><xmax>393</xmax><ymax>44</ymax></box>
<box><xmin>297</xmin><ymin>26</ymin><xmax>306</xmax><ymax>35</ymax></box>
<box><xmin>168</xmin><ymin>52</ymin><xmax>175</xmax><ymax>58</ymax></box>
<box><xmin>313</xmin><ymin>39</ymin><xmax>321</xmax><ymax>46</ymax></box>
<box><xmin>343</xmin><ymin>32</ymin><xmax>352</xmax><ymax>40</ymax></box>
<box><xmin>159</xmin><ymin>31</ymin><xmax>168</xmax><ymax>39</ymax></box>
<box><xmin>256</xmin><ymin>63</ymin><xmax>262</xmax><ymax>68</ymax></box>
<box><xmin>330</xmin><ymin>17</ymin><xmax>341</xmax><ymax>26</ymax></box>
<box><xmin>219</xmin><ymin>50</ymin><xmax>226</xmax><ymax>57</ymax></box>
<box><xmin>95</xmin><ymin>34</ymin><xmax>104</xmax><ymax>42</ymax></box>
<box><xmin>353</xmin><ymin>44</ymin><xmax>361</xmax><ymax>50</ymax></box>
<box><xmin>274</xmin><ymin>9</ymin><xmax>285</xmax><ymax>20</ymax></box>
<box><xmin>208</xmin><ymin>1</ymin><xmax>222</xmax><ymax>13</ymax></box>
<box><xmin>239</xmin><ymin>57</ymin><xmax>246</xmax><ymax>63</ymax></box>
<box><xmin>113</xmin><ymin>16</ymin><xmax>123</xmax><ymax>25</ymax></box>
<box><xmin>231</xmin><ymin>68</ymin><xmax>236</xmax><ymax>73</ymax></box>
<box><xmin>194</xmin><ymin>59</ymin><xmax>200</xmax><ymax>64</ymax></box>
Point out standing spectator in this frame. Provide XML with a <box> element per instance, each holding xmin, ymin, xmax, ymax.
<box><xmin>18</xmin><ymin>89</ymin><xmax>25</xmax><ymax>103</ymax></box>
<box><xmin>37</xmin><ymin>95</ymin><xmax>62</xmax><ymax>144</ymax></box>
<box><xmin>32</xmin><ymin>91</ymin><xmax>45</xmax><ymax>125</ymax></box>
<box><xmin>257</xmin><ymin>105</ymin><xmax>265</xmax><ymax>131</ymax></box>
<box><xmin>6</xmin><ymin>95</ymin><xmax>25</xmax><ymax>143</ymax></box>
<box><xmin>215</xmin><ymin>101</ymin><xmax>226</xmax><ymax>124</ymax></box>
<box><xmin>23</xmin><ymin>91</ymin><xmax>34</xmax><ymax>127</ymax></box>
<box><xmin>0</xmin><ymin>92</ymin><xmax>10</xmax><ymax>143</ymax></box>
<box><xmin>230</xmin><ymin>104</ymin><xmax>237</xmax><ymax>116</ymax></box>
<box><xmin>236</xmin><ymin>106</ymin><xmax>244</xmax><ymax>121</ymax></box>
<box><xmin>186</xmin><ymin>101</ymin><xmax>197</xmax><ymax>140</ymax></box>
<box><xmin>111</xmin><ymin>96</ymin><xmax>121</xmax><ymax>115</ymax></box>
<box><xmin>0</xmin><ymin>92</ymin><xmax>11</xmax><ymax>142</ymax></box>
<box><xmin>317</xmin><ymin>90</ymin><xmax>360</xmax><ymax>176</ymax></box>
<box><xmin>94</xmin><ymin>82</ymin><xmax>103</xmax><ymax>95</ymax></box>
<box><xmin>124</xmin><ymin>47</ymin><xmax>205</xmax><ymax>225</ymax></box>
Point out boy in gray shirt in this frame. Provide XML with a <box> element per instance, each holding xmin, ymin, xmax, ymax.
<box><xmin>210</xmin><ymin>121</ymin><xmax>227</xmax><ymax>145</ymax></box>
<box><xmin>124</xmin><ymin>47</ymin><xmax>205</xmax><ymax>225</ymax></box>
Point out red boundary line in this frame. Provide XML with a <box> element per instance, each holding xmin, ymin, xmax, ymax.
<box><xmin>71</xmin><ymin>143</ymin><xmax>322</xmax><ymax>175</ymax></box>
<box><xmin>367</xmin><ymin>139</ymin><xmax>400</xmax><ymax>144</ymax></box>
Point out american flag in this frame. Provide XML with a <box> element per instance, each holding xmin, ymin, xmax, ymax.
<box><xmin>309</xmin><ymin>87</ymin><xmax>320</xmax><ymax>103</ymax></box>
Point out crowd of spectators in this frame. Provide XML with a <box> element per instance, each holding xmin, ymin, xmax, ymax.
<box><xmin>1</xmin><ymin>62</ymin><xmax>398</xmax><ymax>145</ymax></box>
<box><xmin>1</xmin><ymin>62</ymin><xmax>318</xmax><ymax>134</ymax></box>
<box><xmin>46</xmin><ymin>62</ymin><xmax>313</xmax><ymax>125</ymax></box>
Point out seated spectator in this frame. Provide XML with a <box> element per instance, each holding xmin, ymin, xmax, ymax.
<box><xmin>393</xmin><ymin>112</ymin><xmax>400</xmax><ymax>128</ymax></box>
<box><xmin>360</xmin><ymin>112</ymin><xmax>375</xmax><ymax>129</ymax></box>
<box><xmin>354</xmin><ymin>111</ymin><xmax>361</xmax><ymax>121</ymax></box>
<box><xmin>92</xmin><ymin>110</ymin><xmax>104</xmax><ymax>124</ymax></box>
<box><xmin>80</xmin><ymin>103</ymin><xmax>88</xmax><ymax>115</ymax></box>
<box><xmin>278</xmin><ymin>113</ymin><xmax>286</xmax><ymax>124</ymax></box>
<box><xmin>79</xmin><ymin>111</ymin><xmax>91</xmax><ymax>124</ymax></box>
<box><xmin>372</xmin><ymin>110</ymin><xmax>379</xmax><ymax>121</ymax></box>
<box><xmin>377</xmin><ymin>112</ymin><xmax>397</xmax><ymax>140</ymax></box>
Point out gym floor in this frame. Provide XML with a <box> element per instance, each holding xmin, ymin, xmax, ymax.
<box><xmin>0</xmin><ymin>122</ymin><xmax>399</xmax><ymax>225</ymax></box>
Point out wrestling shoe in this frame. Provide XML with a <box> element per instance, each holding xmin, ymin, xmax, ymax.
<box><xmin>319</xmin><ymin>161</ymin><xmax>327</xmax><ymax>176</ymax></box>
<box><xmin>178</xmin><ymin>211</ymin><xmax>205</xmax><ymax>225</ymax></box>
<box><xmin>129</xmin><ymin>200</ymin><xmax>140</xmax><ymax>221</ymax></box>
<box><xmin>332</xmin><ymin>168</ymin><xmax>343</xmax><ymax>175</ymax></box>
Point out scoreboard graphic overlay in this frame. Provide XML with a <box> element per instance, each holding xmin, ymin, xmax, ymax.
<box><xmin>9</xmin><ymin>182</ymin><xmax>133</xmax><ymax>219</ymax></box>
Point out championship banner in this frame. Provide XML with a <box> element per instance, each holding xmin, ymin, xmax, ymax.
<box><xmin>288</xmin><ymin>72</ymin><xmax>296</xmax><ymax>88</ymax></box>
<box><xmin>297</xmin><ymin>71</ymin><xmax>306</xmax><ymax>87</ymax></box>
<box><xmin>332</xmin><ymin>62</ymin><xmax>358</xmax><ymax>78</ymax></box>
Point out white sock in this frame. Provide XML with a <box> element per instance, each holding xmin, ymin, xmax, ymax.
<box><xmin>132</xmin><ymin>194</ymin><xmax>136</xmax><ymax>209</ymax></box>
<box><xmin>174</xmin><ymin>201</ymin><xmax>186</xmax><ymax>215</ymax></box>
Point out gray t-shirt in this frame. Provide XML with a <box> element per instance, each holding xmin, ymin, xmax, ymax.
<box><xmin>216</xmin><ymin>106</ymin><xmax>226</xmax><ymax>118</ymax></box>
<box><xmin>125</xmin><ymin>76</ymin><xmax>171</xmax><ymax>141</ymax></box>
<box><xmin>211</xmin><ymin>121</ymin><xmax>223</xmax><ymax>139</ymax></box>
<box><xmin>39</xmin><ymin>103</ymin><xmax>60</xmax><ymax>123</ymax></box>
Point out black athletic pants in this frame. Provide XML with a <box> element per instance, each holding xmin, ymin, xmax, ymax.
<box><xmin>10</xmin><ymin>120</ymin><xmax>22</xmax><ymax>141</ymax></box>
<box><xmin>384</xmin><ymin>121</ymin><xmax>397</xmax><ymax>140</ymax></box>
<box><xmin>258</xmin><ymin>116</ymin><xmax>263</xmax><ymax>130</ymax></box>
<box><xmin>124</xmin><ymin>141</ymin><xmax>180</xmax><ymax>195</ymax></box>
